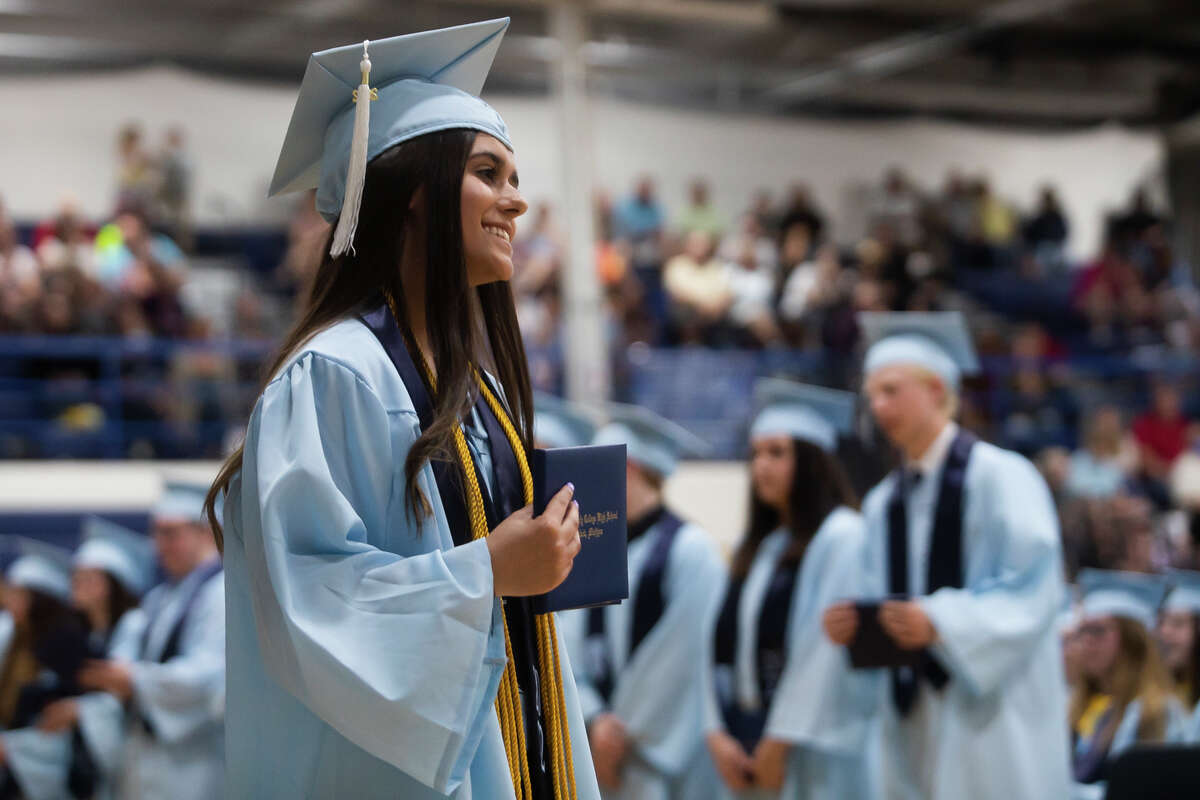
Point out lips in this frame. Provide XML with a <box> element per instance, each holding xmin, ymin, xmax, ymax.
<box><xmin>483</xmin><ymin>224</ymin><xmax>512</xmax><ymax>243</ymax></box>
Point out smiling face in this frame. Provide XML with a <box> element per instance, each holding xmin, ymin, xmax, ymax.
<box><xmin>460</xmin><ymin>134</ymin><xmax>528</xmax><ymax>287</ymax></box>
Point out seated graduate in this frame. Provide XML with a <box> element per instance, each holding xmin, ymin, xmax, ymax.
<box><xmin>560</xmin><ymin>403</ymin><xmax>724</xmax><ymax>799</ymax></box>
<box><xmin>822</xmin><ymin>311</ymin><xmax>1071</xmax><ymax>800</ymax></box>
<box><xmin>0</xmin><ymin>540</ymin><xmax>87</xmax><ymax>733</ymax></box>
<box><xmin>1071</xmin><ymin>569</ymin><xmax>1187</xmax><ymax>799</ymax></box>
<box><xmin>699</xmin><ymin>380</ymin><xmax>871</xmax><ymax>800</ymax></box>
<box><xmin>76</xmin><ymin>481</ymin><xmax>224</xmax><ymax>800</ymax></box>
<box><xmin>0</xmin><ymin>518</ymin><xmax>152</xmax><ymax>800</ymax></box>
<box><xmin>1157</xmin><ymin>570</ymin><xmax>1200</xmax><ymax>741</ymax></box>
<box><xmin>208</xmin><ymin>19</ymin><xmax>599</xmax><ymax>800</ymax></box>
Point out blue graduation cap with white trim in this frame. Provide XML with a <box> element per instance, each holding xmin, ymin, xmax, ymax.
<box><xmin>860</xmin><ymin>311</ymin><xmax>980</xmax><ymax>390</ymax></box>
<box><xmin>268</xmin><ymin>18</ymin><xmax>512</xmax><ymax>255</ymax></box>
<box><xmin>4</xmin><ymin>537</ymin><xmax>73</xmax><ymax>603</ymax></box>
<box><xmin>75</xmin><ymin>516</ymin><xmax>156</xmax><ymax>596</ymax></box>
<box><xmin>534</xmin><ymin>393</ymin><xmax>600</xmax><ymax>450</ymax></box>
<box><xmin>1078</xmin><ymin>568</ymin><xmax>1167</xmax><ymax>629</ymax></box>
<box><xmin>750</xmin><ymin>378</ymin><xmax>856</xmax><ymax>453</ymax></box>
<box><xmin>593</xmin><ymin>403</ymin><xmax>710</xmax><ymax>478</ymax></box>
<box><xmin>153</xmin><ymin>480</ymin><xmax>210</xmax><ymax>525</ymax></box>
<box><xmin>1164</xmin><ymin>569</ymin><xmax>1200</xmax><ymax>615</ymax></box>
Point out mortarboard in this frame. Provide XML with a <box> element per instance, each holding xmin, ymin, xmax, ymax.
<box><xmin>749</xmin><ymin>378</ymin><xmax>856</xmax><ymax>452</ymax></box>
<box><xmin>534</xmin><ymin>393</ymin><xmax>600</xmax><ymax>450</ymax></box>
<box><xmin>269</xmin><ymin>19</ymin><xmax>512</xmax><ymax>256</ymax></box>
<box><xmin>153</xmin><ymin>480</ymin><xmax>210</xmax><ymax>525</ymax></box>
<box><xmin>5</xmin><ymin>537</ymin><xmax>73</xmax><ymax>603</ymax></box>
<box><xmin>1163</xmin><ymin>569</ymin><xmax>1200</xmax><ymax>615</ymax></box>
<box><xmin>1078</xmin><ymin>568</ymin><xmax>1167</xmax><ymax>630</ymax></box>
<box><xmin>860</xmin><ymin>311</ymin><xmax>980</xmax><ymax>390</ymax></box>
<box><xmin>75</xmin><ymin>516</ymin><xmax>157</xmax><ymax>596</ymax></box>
<box><xmin>593</xmin><ymin>403</ymin><xmax>710</xmax><ymax>478</ymax></box>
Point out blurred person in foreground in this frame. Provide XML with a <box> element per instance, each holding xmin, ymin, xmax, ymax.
<box><xmin>823</xmin><ymin>311</ymin><xmax>1070</xmax><ymax>800</ymax></box>
<box><xmin>1069</xmin><ymin>570</ymin><xmax>1186</xmax><ymax>800</ymax></box>
<box><xmin>79</xmin><ymin>482</ymin><xmax>224</xmax><ymax>800</ymax></box>
<box><xmin>0</xmin><ymin>519</ymin><xmax>152</xmax><ymax>799</ymax></box>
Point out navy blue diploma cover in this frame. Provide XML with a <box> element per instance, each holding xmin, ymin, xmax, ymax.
<box><xmin>530</xmin><ymin>444</ymin><xmax>629</xmax><ymax>614</ymax></box>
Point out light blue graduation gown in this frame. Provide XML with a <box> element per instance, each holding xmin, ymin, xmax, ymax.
<box><xmin>856</xmin><ymin>438</ymin><xmax>1072</xmax><ymax>800</ymax></box>
<box><xmin>1070</xmin><ymin>698</ymin><xmax>1189</xmax><ymax>800</ymax></box>
<box><xmin>223</xmin><ymin>318</ymin><xmax>601</xmax><ymax>800</ymax></box>
<box><xmin>119</xmin><ymin>563</ymin><xmax>225</xmax><ymax>800</ymax></box>
<box><xmin>562</xmin><ymin>517</ymin><xmax>725</xmax><ymax>800</ymax></box>
<box><xmin>695</xmin><ymin>508</ymin><xmax>876</xmax><ymax>800</ymax></box>
<box><xmin>1188</xmin><ymin>698</ymin><xmax>1200</xmax><ymax>743</ymax></box>
<box><xmin>0</xmin><ymin>609</ymin><xmax>147</xmax><ymax>800</ymax></box>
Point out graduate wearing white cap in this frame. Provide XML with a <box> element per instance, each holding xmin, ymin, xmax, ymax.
<box><xmin>534</xmin><ymin>393</ymin><xmax>600</xmax><ymax>450</ymax></box>
<box><xmin>561</xmin><ymin>403</ymin><xmax>724</xmax><ymax>800</ymax></box>
<box><xmin>211</xmin><ymin>18</ymin><xmax>599</xmax><ymax>800</ymax></box>
<box><xmin>0</xmin><ymin>519</ymin><xmax>151</xmax><ymax>800</ymax></box>
<box><xmin>74</xmin><ymin>481</ymin><xmax>225</xmax><ymax>800</ymax></box>
<box><xmin>697</xmin><ymin>381</ymin><xmax>873</xmax><ymax>800</ymax></box>
<box><xmin>1160</xmin><ymin>570</ymin><xmax>1200</xmax><ymax>741</ymax></box>
<box><xmin>1070</xmin><ymin>570</ymin><xmax>1187</xmax><ymax>800</ymax></box>
<box><xmin>823</xmin><ymin>311</ymin><xmax>1071</xmax><ymax>800</ymax></box>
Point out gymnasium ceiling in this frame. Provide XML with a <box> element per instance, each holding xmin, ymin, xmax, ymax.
<box><xmin>2</xmin><ymin>0</ymin><xmax>1198</xmax><ymax>128</ymax></box>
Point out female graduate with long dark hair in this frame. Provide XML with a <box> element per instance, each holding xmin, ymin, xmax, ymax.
<box><xmin>1158</xmin><ymin>570</ymin><xmax>1200</xmax><ymax>739</ymax></box>
<box><xmin>206</xmin><ymin>20</ymin><xmax>598</xmax><ymax>800</ymax></box>
<box><xmin>702</xmin><ymin>380</ymin><xmax>872</xmax><ymax>799</ymax></box>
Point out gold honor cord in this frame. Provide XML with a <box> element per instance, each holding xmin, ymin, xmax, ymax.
<box><xmin>386</xmin><ymin>298</ymin><xmax>576</xmax><ymax>799</ymax></box>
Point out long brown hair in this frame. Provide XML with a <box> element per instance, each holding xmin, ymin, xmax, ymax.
<box><xmin>730</xmin><ymin>437</ymin><xmax>858</xmax><ymax>578</ymax></box>
<box><xmin>1070</xmin><ymin>616</ymin><xmax>1174</xmax><ymax>749</ymax></box>
<box><xmin>204</xmin><ymin>129</ymin><xmax>533</xmax><ymax>550</ymax></box>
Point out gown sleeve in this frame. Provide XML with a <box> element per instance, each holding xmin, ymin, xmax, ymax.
<box><xmin>234</xmin><ymin>351</ymin><xmax>506</xmax><ymax>794</ymax></box>
<box><xmin>917</xmin><ymin>454</ymin><xmax>1065</xmax><ymax>697</ymax></box>
<box><xmin>559</xmin><ymin>610</ymin><xmax>606</xmax><ymax>723</ymax></box>
<box><xmin>78</xmin><ymin>609</ymin><xmax>147</xmax><ymax>776</ymax></box>
<box><xmin>129</xmin><ymin>575</ymin><xmax>225</xmax><ymax>744</ymax></box>
<box><xmin>612</xmin><ymin>527</ymin><xmax>727</xmax><ymax>775</ymax></box>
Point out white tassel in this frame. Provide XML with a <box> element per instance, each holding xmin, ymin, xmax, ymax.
<box><xmin>330</xmin><ymin>40</ymin><xmax>374</xmax><ymax>257</ymax></box>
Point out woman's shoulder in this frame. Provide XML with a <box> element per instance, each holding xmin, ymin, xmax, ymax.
<box><xmin>269</xmin><ymin>317</ymin><xmax>416</xmax><ymax>416</ymax></box>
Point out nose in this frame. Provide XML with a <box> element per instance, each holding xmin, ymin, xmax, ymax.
<box><xmin>501</xmin><ymin>183</ymin><xmax>528</xmax><ymax>219</ymax></box>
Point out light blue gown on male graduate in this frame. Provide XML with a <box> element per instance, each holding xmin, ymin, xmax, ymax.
<box><xmin>851</xmin><ymin>312</ymin><xmax>1071</xmax><ymax>800</ymax></box>
<box><xmin>560</xmin><ymin>402</ymin><xmax>726</xmax><ymax>800</ymax></box>
<box><xmin>223</xmin><ymin>318</ymin><xmax>601</xmax><ymax>800</ymax></box>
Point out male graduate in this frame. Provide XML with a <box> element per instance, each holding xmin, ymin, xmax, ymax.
<box><xmin>562</xmin><ymin>404</ymin><xmax>725</xmax><ymax>800</ymax></box>
<box><xmin>823</xmin><ymin>311</ymin><xmax>1071</xmax><ymax>800</ymax></box>
<box><xmin>79</xmin><ymin>480</ymin><xmax>225</xmax><ymax>800</ymax></box>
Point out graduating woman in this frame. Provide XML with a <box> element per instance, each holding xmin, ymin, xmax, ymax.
<box><xmin>207</xmin><ymin>19</ymin><xmax>599</xmax><ymax>800</ymax></box>
<box><xmin>702</xmin><ymin>380</ymin><xmax>873</xmax><ymax>799</ymax></box>
<box><xmin>0</xmin><ymin>519</ymin><xmax>151</xmax><ymax>800</ymax></box>
<box><xmin>1071</xmin><ymin>569</ymin><xmax>1187</xmax><ymax>800</ymax></box>
<box><xmin>1158</xmin><ymin>570</ymin><xmax>1200</xmax><ymax>740</ymax></box>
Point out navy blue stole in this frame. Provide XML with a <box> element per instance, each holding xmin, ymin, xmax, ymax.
<box><xmin>585</xmin><ymin>507</ymin><xmax>685</xmax><ymax>703</ymax></box>
<box><xmin>712</xmin><ymin>543</ymin><xmax>801</xmax><ymax>752</ymax></box>
<box><xmin>886</xmin><ymin>429</ymin><xmax>977</xmax><ymax>715</ymax></box>
<box><xmin>1072</xmin><ymin>706</ymin><xmax>1115</xmax><ymax>784</ymax></box>
<box><xmin>359</xmin><ymin>304</ymin><xmax>552</xmax><ymax>798</ymax></box>
<box><xmin>141</xmin><ymin>558</ymin><xmax>224</xmax><ymax>665</ymax></box>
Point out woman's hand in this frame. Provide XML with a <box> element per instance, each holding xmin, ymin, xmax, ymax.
<box><xmin>822</xmin><ymin>602</ymin><xmax>859</xmax><ymax>646</ymax></box>
<box><xmin>587</xmin><ymin>712</ymin><xmax>629</xmax><ymax>790</ymax></box>
<box><xmin>751</xmin><ymin>737</ymin><xmax>790</xmax><ymax>790</ymax></box>
<box><xmin>487</xmin><ymin>483</ymin><xmax>580</xmax><ymax>597</ymax></box>
<box><xmin>706</xmin><ymin>730</ymin><xmax>754</xmax><ymax>792</ymax></box>
<box><xmin>37</xmin><ymin>699</ymin><xmax>80</xmax><ymax>733</ymax></box>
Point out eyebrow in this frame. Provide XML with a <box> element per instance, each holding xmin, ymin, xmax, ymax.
<box><xmin>471</xmin><ymin>151</ymin><xmax>519</xmax><ymax>188</ymax></box>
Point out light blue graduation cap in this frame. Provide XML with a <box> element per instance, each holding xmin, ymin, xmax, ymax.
<box><xmin>593</xmin><ymin>403</ymin><xmax>710</xmax><ymax>478</ymax></box>
<box><xmin>5</xmin><ymin>537</ymin><xmax>72</xmax><ymax>603</ymax></box>
<box><xmin>153</xmin><ymin>480</ymin><xmax>210</xmax><ymax>525</ymax></box>
<box><xmin>749</xmin><ymin>378</ymin><xmax>856</xmax><ymax>452</ymax></box>
<box><xmin>860</xmin><ymin>311</ymin><xmax>980</xmax><ymax>390</ymax></box>
<box><xmin>1164</xmin><ymin>569</ymin><xmax>1200</xmax><ymax>615</ymax></box>
<box><xmin>268</xmin><ymin>18</ymin><xmax>512</xmax><ymax>256</ymax></box>
<box><xmin>534</xmin><ymin>393</ymin><xmax>600</xmax><ymax>450</ymax></box>
<box><xmin>74</xmin><ymin>517</ymin><xmax>156</xmax><ymax>596</ymax></box>
<box><xmin>1078</xmin><ymin>568</ymin><xmax>1167</xmax><ymax>629</ymax></box>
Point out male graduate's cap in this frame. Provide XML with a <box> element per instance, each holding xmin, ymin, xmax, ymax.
<box><xmin>593</xmin><ymin>403</ymin><xmax>710</xmax><ymax>478</ymax></box>
<box><xmin>1163</xmin><ymin>569</ymin><xmax>1200</xmax><ymax>615</ymax></box>
<box><xmin>4</xmin><ymin>537</ymin><xmax>73</xmax><ymax>603</ymax></box>
<box><xmin>268</xmin><ymin>18</ymin><xmax>512</xmax><ymax>256</ymax></box>
<box><xmin>152</xmin><ymin>480</ymin><xmax>210</xmax><ymax>525</ymax></box>
<box><xmin>1078</xmin><ymin>568</ymin><xmax>1168</xmax><ymax>630</ymax></box>
<box><xmin>533</xmin><ymin>392</ymin><xmax>600</xmax><ymax>450</ymax></box>
<box><xmin>749</xmin><ymin>378</ymin><xmax>856</xmax><ymax>453</ymax></box>
<box><xmin>859</xmin><ymin>311</ymin><xmax>980</xmax><ymax>390</ymax></box>
<box><xmin>74</xmin><ymin>516</ymin><xmax>156</xmax><ymax>596</ymax></box>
